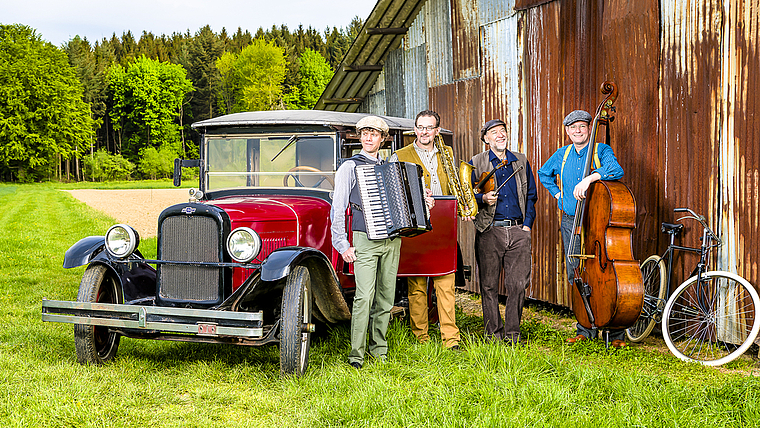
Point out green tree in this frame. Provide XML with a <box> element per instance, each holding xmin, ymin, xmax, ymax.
<box><xmin>108</xmin><ymin>55</ymin><xmax>193</xmax><ymax>161</ymax></box>
<box><xmin>291</xmin><ymin>49</ymin><xmax>333</xmax><ymax>109</ymax></box>
<box><xmin>82</xmin><ymin>148</ymin><xmax>134</xmax><ymax>181</ymax></box>
<box><xmin>216</xmin><ymin>39</ymin><xmax>288</xmax><ymax>113</ymax></box>
<box><xmin>185</xmin><ymin>26</ymin><xmax>224</xmax><ymax>122</ymax></box>
<box><xmin>0</xmin><ymin>24</ymin><xmax>94</xmax><ymax>182</ymax></box>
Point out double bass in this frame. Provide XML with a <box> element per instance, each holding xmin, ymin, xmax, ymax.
<box><xmin>568</xmin><ymin>81</ymin><xmax>643</xmax><ymax>332</ymax></box>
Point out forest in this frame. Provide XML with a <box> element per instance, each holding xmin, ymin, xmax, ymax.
<box><xmin>0</xmin><ymin>19</ymin><xmax>362</xmax><ymax>182</ymax></box>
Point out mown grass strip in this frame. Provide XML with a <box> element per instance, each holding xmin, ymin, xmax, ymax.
<box><xmin>0</xmin><ymin>183</ymin><xmax>759</xmax><ymax>427</ymax></box>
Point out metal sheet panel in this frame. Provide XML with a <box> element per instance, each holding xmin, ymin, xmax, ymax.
<box><xmin>429</xmin><ymin>79</ymin><xmax>483</xmax><ymax>294</ymax></box>
<box><xmin>451</xmin><ymin>0</ymin><xmax>480</xmax><ymax>80</ymax></box>
<box><xmin>404</xmin><ymin>44</ymin><xmax>429</xmax><ymax>118</ymax></box>
<box><xmin>718</xmin><ymin>1</ymin><xmax>760</xmax><ymax>288</ymax></box>
<box><xmin>425</xmin><ymin>0</ymin><xmax>454</xmax><ymax>87</ymax></box>
<box><xmin>384</xmin><ymin>48</ymin><xmax>406</xmax><ymax>117</ymax></box>
<box><xmin>406</xmin><ymin>4</ymin><xmax>426</xmax><ymax>49</ymax></box>
<box><xmin>659</xmin><ymin>1</ymin><xmax>724</xmax><ymax>282</ymax></box>
<box><xmin>481</xmin><ymin>17</ymin><xmax>523</xmax><ymax>153</ymax></box>
<box><xmin>522</xmin><ymin>2</ymin><xmax>566</xmax><ymax>305</ymax></box>
<box><xmin>479</xmin><ymin>0</ymin><xmax>517</xmax><ymax>24</ymax></box>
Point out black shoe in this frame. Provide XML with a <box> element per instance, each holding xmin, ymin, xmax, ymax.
<box><xmin>349</xmin><ymin>361</ymin><xmax>362</xmax><ymax>369</ymax></box>
<box><xmin>368</xmin><ymin>353</ymin><xmax>387</xmax><ymax>364</ymax></box>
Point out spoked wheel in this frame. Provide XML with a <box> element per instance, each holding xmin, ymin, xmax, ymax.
<box><xmin>279</xmin><ymin>265</ymin><xmax>313</xmax><ymax>376</ymax></box>
<box><xmin>627</xmin><ymin>255</ymin><xmax>667</xmax><ymax>342</ymax></box>
<box><xmin>74</xmin><ymin>264</ymin><xmax>122</xmax><ymax>364</ymax></box>
<box><xmin>662</xmin><ymin>271</ymin><xmax>760</xmax><ymax>366</ymax></box>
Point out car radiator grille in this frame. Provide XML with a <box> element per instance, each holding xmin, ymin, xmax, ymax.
<box><xmin>158</xmin><ymin>215</ymin><xmax>222</xmax><ymax>302</ymax></box>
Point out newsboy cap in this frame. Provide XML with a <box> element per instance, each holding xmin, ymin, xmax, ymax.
<box><xmin>356</xmin><ymin>116</ymin><xmax>389</xmax><ymax>134</ymax></box>
<box><xmin>480</xmin><ymin>119</ymin><xmax>506</xmax><ymax>142</ymax></box>
<box><xmin>563</xmin><ymin>110</ymin><xmax>593</xmax><ymax>126</ymax></box>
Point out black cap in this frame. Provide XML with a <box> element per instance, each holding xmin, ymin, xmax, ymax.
<box><xmin>480</xmin><ymin>119</ymin><xmax>506</xmax><ymax>142</ymax></box>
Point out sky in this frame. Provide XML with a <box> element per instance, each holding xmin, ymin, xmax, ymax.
<box><xmin>2</xmin><ymin>0</ymin><xmax>378</xmax><ymax>47</ymax></box>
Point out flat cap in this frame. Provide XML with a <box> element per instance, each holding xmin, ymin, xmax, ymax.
<box><xmin>563</xmin><ymin>110</ymin><xmax>593</xmax><ymax>126</ymax></box>
<box><xmin>356</xmin><ymin>116</ymin><xmax>389</xmax><ymax>134</ymax></box>
<box><xmin>480</xmin><ymin>119</ymin><xmax>506</xmax><ymax>141</ymax></box>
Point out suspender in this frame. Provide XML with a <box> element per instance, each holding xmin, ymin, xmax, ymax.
<box><xmin>559</xmin><ymin>145</ymin><xmax>601</xmax><ymax>210</ymax></box>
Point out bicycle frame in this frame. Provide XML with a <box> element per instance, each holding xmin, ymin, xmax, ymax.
<box><xmin>641</xmin><ymin>209</ymin><xmax>721</xmax><ymax>322</ymax></box>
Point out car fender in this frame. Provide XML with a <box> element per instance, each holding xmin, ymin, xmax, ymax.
<box><xmin>261</xmin><ymin>247</ymin><xmax>350</xmax><ymax>323</ymax></box>
<box><xmin>63</xmin><ymin>236</ymin><xmax>157</xmax><ymax>302</ymax></box>
<box><xmin>63</xmin><ymin>236</ymin><xmax>107</xmax><ymax>269</ymax></box>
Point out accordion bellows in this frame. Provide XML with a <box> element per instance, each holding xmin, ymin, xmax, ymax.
<box><xmin>355</xmin><ymin>162</ymin><xmax>432</xmax><ymax>240</ymax></box>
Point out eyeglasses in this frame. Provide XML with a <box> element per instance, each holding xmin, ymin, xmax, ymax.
<box><xmin>568</xmin><ymin>124</ymin><xmax>588</xmax><ymax>131</ymax></box>
<box><xmin>415</xmin><ymin>125</ymin><xmax>438</xmax><ymax>132</ymax></box>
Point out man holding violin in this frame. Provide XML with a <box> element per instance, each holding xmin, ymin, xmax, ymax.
<box><xmin>536</xmin><ymin>110</ymin><xmax>627</xmax><ymax>348</ymax></box>
<box><xmin>468</xmin><ymin>119</ymin><xmax>538</xmax><ymax>344</ymax></box>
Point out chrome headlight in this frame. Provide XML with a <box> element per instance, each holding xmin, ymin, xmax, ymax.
<box><xmin>226</xmin><ymin>227</ymin><xmax>262</xmax><ymax>263</ymax></box>
<box><xmin>105</xmin><ymin>224</ymin><xmax>139</xmax><ymax>259</ymax></box>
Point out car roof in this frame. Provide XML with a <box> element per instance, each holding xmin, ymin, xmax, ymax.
<box><xmin>191</xmin><ymin>110</ymin><xmax>416</xmax><ymax>132</ymax></box>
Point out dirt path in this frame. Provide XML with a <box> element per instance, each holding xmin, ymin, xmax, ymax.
<box><xmin>64</xmin><ymin>188</ymin><xmax>190</xmax><ymax>238</ymax></box>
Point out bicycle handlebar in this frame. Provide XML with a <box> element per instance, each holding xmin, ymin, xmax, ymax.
<box><xmin>674</xmin><ymin>207</ymin><xmax>722</xmax><ymax>245</ymax></box>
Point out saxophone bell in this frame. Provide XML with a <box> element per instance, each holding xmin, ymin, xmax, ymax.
<box><xmin>435</xmin><ymin>134</ymin><xmax>478</xmax><ymax>218</ymax></box>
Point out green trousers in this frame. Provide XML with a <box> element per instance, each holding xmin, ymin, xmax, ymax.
<box><xmin>348</xmin><ymin>231</ymin><xmax>402</xmax><ymax>365</ymax></box>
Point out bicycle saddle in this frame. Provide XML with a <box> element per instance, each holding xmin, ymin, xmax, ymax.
<box><xmin>661</xmin><ymin>222</ymin><xmax>684</xmax><ymax>235</ymax></box>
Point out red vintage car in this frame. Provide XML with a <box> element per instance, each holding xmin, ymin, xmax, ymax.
<box><xmin>42</xmin><ymin>110</ymin><xmax>459</xmax><ymax>376</ymax></box>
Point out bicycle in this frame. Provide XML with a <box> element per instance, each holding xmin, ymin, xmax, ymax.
<box><xmin>626</xmin><ymin>208</ymin><xmax>760</xmax><ymax>365</ymax></box>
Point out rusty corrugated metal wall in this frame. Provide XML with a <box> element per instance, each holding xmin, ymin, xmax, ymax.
<box><xmin>353</xmin><ymin>0</ymin><xmax>760</xmax><ymax>306</ymax></box>
<box><xmin>721</xmin><ymin>0</ymin><xmax>760</xmax><ymax>289</ymax></box>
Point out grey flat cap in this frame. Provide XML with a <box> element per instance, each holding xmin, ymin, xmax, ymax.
<box><xmin>563</xmin><ymin>110</ymin><xmax>592</xmax><ymax>126</ymax></box>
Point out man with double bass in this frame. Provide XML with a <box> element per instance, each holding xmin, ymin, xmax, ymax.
<box><xmin>537</xmin><ymin>110</ymin><xmax>628</xmax><ymax>348</ymax></box>
<box><xmin>469</xmin><ymin>119</ymin><xmax>538</xmax><ymax>345</ymax></box>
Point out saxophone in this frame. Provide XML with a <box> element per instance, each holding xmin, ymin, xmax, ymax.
<box><xmin>435</xmin><ymin>134</ymin><xmax>478</xmax><ymax>217</ymax></box>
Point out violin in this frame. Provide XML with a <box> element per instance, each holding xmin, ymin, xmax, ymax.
<box><xmin>568</xmin><ymin>81</ymin><xmax>644</xmax><ymax>331</ymax></box>
<box><xmin>474</xmin><ymin>159</ymin><xmax>509</xmax><ymax>194</ymax></box>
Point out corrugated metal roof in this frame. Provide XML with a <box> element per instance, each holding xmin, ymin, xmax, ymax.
<box><xmin>315</xmin><ymin>0</ymin><xmax>428</xmax><ymax>112</ymax></box>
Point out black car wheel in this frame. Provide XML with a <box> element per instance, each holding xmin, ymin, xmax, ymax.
<box><xmin>279</xmin><ymin>265</ymin><xmax>312</xmax><ymax>376</ymax></box>
<box><xmin>74</xmin><ymin>264</ymin><xmax>122</xmax><ymax>364</ymax></box>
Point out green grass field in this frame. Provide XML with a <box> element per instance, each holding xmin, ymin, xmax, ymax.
<box><xmin>1</xmin><ymin>183</ymin><xmax>759</xmax><ymax>427</ymax></box>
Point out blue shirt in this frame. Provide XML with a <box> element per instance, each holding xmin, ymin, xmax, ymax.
<box><xmin>469</xmin><ymin>150</ymin><xmax>538</xmax><ymax>228</ymax></box>
<box><xmin>537</xmin><ymin>143</ymin><xmax>624</xmax><ymax>216</ymax></box>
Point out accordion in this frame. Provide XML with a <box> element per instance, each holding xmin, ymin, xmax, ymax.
<box><xmin>355</xmin><ymin>162</ymin><xmax>432</xmax><ymax>240</ymax></box>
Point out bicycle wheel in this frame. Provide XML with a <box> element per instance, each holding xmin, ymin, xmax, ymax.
<box><xmin>626</xmin><ymin>255</ymin><xmax>667</xmax><ymax>342</ymax></box>
<box><xmin>662</xmin><ymin>271</ymin><xmax>760</xmax><ymax>366</ymax></box>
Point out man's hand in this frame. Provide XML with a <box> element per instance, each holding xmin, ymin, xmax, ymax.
<box><xmin>424</xmin><ymin>188</ymin><xmax>435</xmax><ymax>210</ymax></box>
<box><xmin>482</xmin><ymin>191</ymin><xmax>498</xmax><ymax>206</ymax></box>
<box><xmin>341</xmin><ymin>247</ymin><xmax>356</xmax><ymax>263</ymax></box>
<box><xmin>522</xmin><ymin>225</ymin><xmax>531</xmax><ymax>232</ymax></box>
<box><xmin>573</xmin><ymin>172</ymin><xmax>601</xmax><ymax>200</ymax></box>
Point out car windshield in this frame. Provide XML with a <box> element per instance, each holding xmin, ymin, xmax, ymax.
<box><xmin>204</xmin><ymin>133</ymin><xmax>337</xmax><ymax>191</ymax></box>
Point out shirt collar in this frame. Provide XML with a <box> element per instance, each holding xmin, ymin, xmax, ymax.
<box><xmin>359</xmin><ymin>150</ymin><xmax>382</xmax><ymax>163</ymax></box>
<box><xmin>488</xmin><ymin>149</ymin><xmax>517</xmax><ymax>164</ymax></box>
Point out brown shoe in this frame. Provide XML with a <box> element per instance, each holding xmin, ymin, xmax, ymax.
<box><xmin>566</xmin><ymin>334</ymin><xmax>589</xmax><ymax>344</ymax></box>
<box><xmin>611</xmin><ymin>340</ymin><xmax>627</xmax><ymax>349</ymax></box>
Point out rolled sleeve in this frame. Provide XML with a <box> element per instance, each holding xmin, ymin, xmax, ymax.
<box><xmin>593</xmin><ymin>144</ymin><xmax>624</xmax><ymax>180</ymax></box>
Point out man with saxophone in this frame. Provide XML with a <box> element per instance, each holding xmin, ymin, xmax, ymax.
<box><xmin>389</xmin><ymin>110</ymin><xmax>466</xmax><ymax>351</ymax></box>
<box><xmin>469</xmin><ymin>119</ymin><xmax>538</xmax><ymax>345</ymax></box>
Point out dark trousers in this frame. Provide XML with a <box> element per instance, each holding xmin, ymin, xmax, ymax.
<box><xmin>561</xmin><ymin>213</ymin><xmax>625</xmax><ymax>341</ymax></box>
<box><xmin>475</xmin><ymin>225</ymin><xmax>532</xmax><ymax>342</ymax></box>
